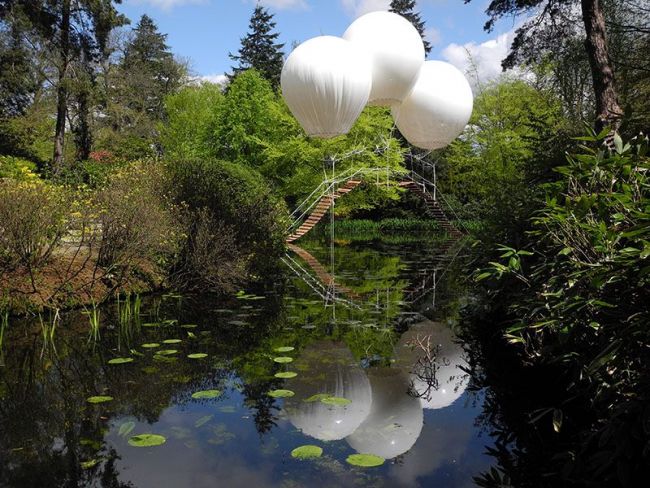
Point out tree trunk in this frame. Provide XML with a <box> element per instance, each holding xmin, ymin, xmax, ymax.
<box><xmin>581</xmin><ymin>0</ymin><xmax>623</xmax><ymax>133</ymax></box>
<box><xmin>74</xmin><ymin>87</ymin><xmax>92</xmax><ymax>161</ymax></box>
<box><xmin>53</xmin><ymin>0</ymin><xmax>71</xmax><ymax>175</ymax></box>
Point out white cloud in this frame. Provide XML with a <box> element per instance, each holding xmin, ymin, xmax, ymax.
<box><xmin>196</xmin><ymin>73</ymin><xmax>228</xmax><ymax>86</ymax></box>
<box><xmin>252</xmin><ymin>0</ymin><xmax>308</xmax><ymax>9</ymax></box>
<box><xmin>128</xmin><ymin>0</ymin><xmax>206</xmax><ymax>11</ymax></box>
<box><xmin>441</xmin><ymin>30</ymin><xmax>517</xmax><ymax>88</ymax></box>
<box><xmin>340</xmin><ymin>0</ymin><xmax>390</xmax><ymax>18</ymax></box>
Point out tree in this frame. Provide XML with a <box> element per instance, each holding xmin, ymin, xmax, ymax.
<box><xmin>100</xmin><ymin>14</ymin><xmax>186</xmax><ymax>158</ymax></box>
<box><xmin>229</xmin><ymin>5</ymin><xmax>284</xmax><ymax>87</ymax></box>
<box><xmin>5</xmin><ymin>0</ymin><xmax>128</xmax><ymax>172</ymax></box>
<box><xmin>466</xmin><ymin>0</ymin><xmax>623</xmax><ymax>132</ymax></box>
<box><xmin>389</xmin><ymin>0</ymin><xmax>432</xmax><ymax>55</ymax></box>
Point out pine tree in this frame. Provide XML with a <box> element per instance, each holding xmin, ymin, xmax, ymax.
<box><xmin>229</xmin><ymin>6</ymin><xmax>285</xmax><ymax>87</ymax></box>
<box><xmin>389</xmin><ymin>0</ymin><xmax>432</xmax><ymax>55</ymax></box>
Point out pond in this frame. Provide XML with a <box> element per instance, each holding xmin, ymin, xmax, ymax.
<box><xmin>0</xmin><ymin>235</ymin><xmax>497</xmax><ymax>488</ymax></box>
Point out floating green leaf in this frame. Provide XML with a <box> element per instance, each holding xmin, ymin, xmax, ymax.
<box><xmin>273</xmin><ymin>356</ymin><xmax>293</xmax><ymax>363</ymax></box>
<box><xmin>321</xmin><ymin>396</ymin><xmax>351</xmax><ymax>407</ymax></box>
<box><xmin>108</xmin><ymin>357</ymin><xmax>133</xmax><ymax>365</ymax></box>
<box><xmin>191</xmin><ymin>389</ymin><xmax>222</xmax><ymax>399</ymax></box>
<box><xmin>274</xmin><ymin>371</ymin><xmax>298</xmax><ymax>379</ymax></box>
<box><xmin>80</xmin><ymin>459</ymin><xmax>100</xmax><ymax>469</ymax></box>
<box><xmin>346</xmin><ymin>453</ymin><xmax>385</xmax><ymax>467</ymax></box>
<box><xmin>187</xmin><ymin>353</ymin><xmax>208</xmax><ymax>359</ymax></box>
<box><xmin>141</xmin><ymin>343</ymin><xmax>160</xmax><ymax>348</ymax></box>
<box><xmin>274</xmin><ymin>346</ymin><xmax>295</xmax><ymax>353</ymax></box>
<box><xmin>156</xmin><ymin>349</ymin><xmax>178</xmax><ymax>356</ymax></box>
<box><xmin>163</xmin><ymin>339</ymin><xmax>182</xmax><ymax>344</ymax></box>
<box><xmin>142</xmin><ymin>322</ymin><xmax>160</xmax><ymax>328</ymax></box>
<box><xmin>291</xmin><ymin>445</ymin><xmax>323</xmax><ymax>459</ymax></box>
<box><xmin>181</xmin><ymin>324</ymin><xmax>198</xmax><ymax>329</ymax></box>
<box><xmin>86</xmin><ymin>396</ymin><xmax>113</xmax><ymax>404</ymax></box>
<box><xmin>118</xmin><ymin>421</ymin><xmax>136</xmax><ymax>438</ymax></box>
<box><xmin>304</xmin><ymin>393</ymin><xmax>332</xmax><ymax>403</ymax></box>
<box><xmin>128</xmin><ymin>434</ymin><xmax>166</xmax><ymax>447</ymax></box>
<box><xmin>268</xmin><ymin>389</ymin><xmax>295</xmax><ymax>398</ymax></box>
<box><xmin>195</xmin><ymin>415</ymin><xmax>213</xmax><ymax>428</ymax></box>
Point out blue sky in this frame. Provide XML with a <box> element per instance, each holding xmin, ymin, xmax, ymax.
<box><xmin>118</xmin><ymin>0</ymin><xmax>522</xmax><ymax>84</ymax></box>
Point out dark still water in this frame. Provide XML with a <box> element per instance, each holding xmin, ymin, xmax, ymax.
<box><xmin>0</xmin><ymin>236</ymin><xmax>495</xmax><ymax>488</ymax></box>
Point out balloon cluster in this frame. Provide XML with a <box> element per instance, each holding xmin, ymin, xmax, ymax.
<box><xmin>281</xmin><ymin>11</ymin><xmax>474</xmax><ymax>150</ymax></box>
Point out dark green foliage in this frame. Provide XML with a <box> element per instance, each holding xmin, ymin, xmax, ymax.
<box><xmin>229</xmin><ymin>6</ymin><xmax>284</xmax><ymax>87</ymax></box>
<box><xmin>169</xmin><ymin>158</ymin><xmax>288</xmax><ymax>275</ymax></box>
<box><xmin>472</xmin><ymin>133</ymin><xmax>650</xmax><ymax>486</ymax></box>
<box><xmin>389</xmin><ymin>0</ymin><xmax>431</xmax><ymax>54</ymax></box>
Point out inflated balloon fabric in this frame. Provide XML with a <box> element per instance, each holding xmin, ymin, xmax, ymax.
<box><xmin>392</xmin><ymin>60</ymin><xmax>474</xmax><ymax>150</ymax></box>
<box><xmin>343</xmin><ymin>11</ymin><xmax>424</xmax><ymax>106</ymax></box>
<box><xmin>280</xmin><ymin>36</ymin><xmax>372</xmax><ymax>138</ymax></box>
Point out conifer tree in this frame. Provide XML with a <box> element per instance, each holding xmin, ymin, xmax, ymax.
<box><xmin>390</xmin><ymin>0</ymin><xmax>432</xmax><ymax>55</ymax></box>
<box><xmin>229</xmin><ymin>5</ymin><xmax>285</xmax><ymax>87</ymax></box>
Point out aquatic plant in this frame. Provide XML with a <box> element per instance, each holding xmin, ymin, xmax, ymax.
<box><xmin>39</xmin><ymin>309</ymin><xmax>60</xmax><ymax>358</ymax></box>
<box><xmin>191</xmin><ymin>389</ymin><xmax>222</xmax><ymax>399</ymax></box>
<box><xmin>86</xmin><ymin>301</ymin><xmax>101</xmax><ymax>343</ymax></box>
<box><xmin>128</xmin><ymin>434</ymin><xmax>166</xmax><ymax>447</ymax></box>
<box><xmin>291</xmin><ymin>445</ymin><xmax>323</xmax><ymax>459</ymax></box>
<box><xmin>346</xmin><ymin>453</ymin><xmax>385</xmax><ymax>467</ymax></box>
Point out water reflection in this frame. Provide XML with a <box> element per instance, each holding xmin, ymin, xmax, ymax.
<box><xmin>395</xmin><ymin>320</ymin><xmax>469</xmax><ymax>410</ymax></box>
<box><xmin>346</xmin><ymin>367</ymin><xmax>423</xmax><ymax>459</ymax></box>
<box><xmin>284</xmin><ymin>341</ymin><xmax>372</xmax><ymax>441</ymax></box>
<box><xmin>0</xmin><ymin>239</ymin><xmax>492</xmax><ymax>488</ymax></box>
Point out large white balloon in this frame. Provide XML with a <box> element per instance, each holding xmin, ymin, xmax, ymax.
<box><xmin>284</xmin><ymin>341</ymin><xmax>372</xmax><ymax>441</ymax></box>
<box><xmin>394</xmin><ymin>320</ymin><xmax>469</xmax><ymax>410</ymax></box>
<box><xmin>392</xmin><ymin>60</ymin><xmax>474</xmax><ymax>150</ymax></box>
<box><xmin>346</xmin><ymin>368</ymin><xmax>423</xmax><ymax>459</ymax></box>
<box><xmin>343</xmin><ymin>11</ymin><xmax>424</xmax><ymax>106</ymax></box>
<box><xmin>281</xmin><ymin>36</ymin><xmax>372</xmax><ymax>138</ymax></box>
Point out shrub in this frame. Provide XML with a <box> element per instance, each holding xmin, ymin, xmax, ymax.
<box><xmin>96</xmin><ymin>161</ymin><xmax>182</xmax><ymax>276</ymax></box>
<box><xmin>169</xmin><ymin>159</ymin><xmax>288</xmax><ymax>274</ymax></box>
<box><xmin>0</xmin><ymin>155</ymin><xmax>38</xmax><ymax>180</ymax></box>
<box><xmin>0</xmin><ymin>178</ymin><xmax>69</xmax><ymax>268</ymax></box>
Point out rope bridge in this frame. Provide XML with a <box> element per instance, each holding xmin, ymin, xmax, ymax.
<box><xmin>286</xmin><ymin>167</ymin><xmax>465</xmax><ymax>243</ymax></box>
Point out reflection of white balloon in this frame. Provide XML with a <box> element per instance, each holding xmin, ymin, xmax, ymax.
<box><xmin>392</xmin><ymin>61</ymin><xmax>474</xmax><ymax>150</ymax></box>
<box><xmin>343</xmin><ymin>11</ymin><xmax>424</xmax><ymax>106</ymax></box>
<box><xmin>281</xmin><ymin>36</ymin><xmax>372</xmax><ymax>138</ymax></box>
<box><xmin>346</xmin><ymin>368</ymin><xmax>423</xmax><ymax>459</ymax></box>
<box><xmin>395</xmin><ymin>320</ymin><xmax>469</xmax><ymax>409</ymax></box>
<box><xmin>284</xmin><ymin>341</ymin><xmax>372</xmax><ymax>441</ymax></box>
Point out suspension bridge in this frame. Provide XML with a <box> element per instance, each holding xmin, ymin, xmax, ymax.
<box><xmin>286</xmin><ymin>167</ymin><xmax>465</xmax><ymax>243</ymax></box>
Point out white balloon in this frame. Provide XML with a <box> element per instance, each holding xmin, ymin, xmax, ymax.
<box><xmin>281</xmin><ymin>36</ymin><xmax>372</xmax><ymax>138</ymax></box>
<box><xmin>392</xmin><ymin>60</ymin><xmax>474</xmax><ymax>150</ymax></box>
<box><xmin>346</xmin><ymin>368</ymin><xmax>423</xmax><ymax>459</ymax></box>
<box><xmin>343</xmin><ymin>11</ymin><xmax>424</xmax><ymax>106</ymax></box>
<box><xmin>284</xmin><ymin>341</ymin><xmax>372</xmax><ymax>441</ymax></box>
<box><xmin>394</xmin><ymin>320</ymin><xmax>469</xmax><ymax>410</ymax></box>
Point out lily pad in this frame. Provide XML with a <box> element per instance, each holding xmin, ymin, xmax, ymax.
<box><xmin>304</xmin><ymin>393</ymin><xmax>332</xmax><ymax>403</ymax></box>
<box><xmin>118</xmin><ymin>421</ymin><xmax>136</xmax><ymax>437</ymax></box>
<box><xmin>156</xmin><ymin>349</ymin><xmax>178</xmax><ymax>356</ymax></box>
<box><xmin>268</xmin><ymin>389</ymin><xmax>295</xmax><ymax>398</ymax></box>
<box><xmin>273</xmin><ymin>356</ymin><xmax>293</xmax><ymax>364</ymax></box>
<box><xmin>191</xmin><ymin>389</ymin><xmax>222</xmax><ymax>399</ymax></box>
<box><xmin>321</xmin><ymin>396</ymin><xmax>351</xmax><ymax>407</ymax></box>
<box><xmin>346</xmin><ymin>453</ymin><xmax>385</xmax><ymax>467</ymax></box>
<box><xmin>274</xmin><ymin>346</ymin><xmax>295</xmax><ymax>353</ymax></box>
<box><xmin>181</xmin><ymin>324</ymin><xmax>198</xmax><ymax>329</ymax></box>
<box><xmin>80</xmin><ymin>459</ymin><xmax>100</xmax><ymax>469</ymax></box>
<box><xmin>128</xmin><ymin>434</ymin><xmax>166</xmax><ymax>448</ymax></box>
<box><xmin>291</xmin><ymin>445</ymin><xmax>323</xmax><ymax>459</ymax></box>
<box><xmin>86</xmin><ymin>395</ymin><xmax>113</xmax><ymax>404</ymax></box>
<box><xmin>187</xmin><ymin>353</ymin><xmax>208</xmax><ymax>359</ymax></box>
<box><xmin>108</xmin><ymin>357</ymin><xmax>133</xmax><ymax>365</ymax></box>
<box><xmin>274</xmin><ymin>371</ymin><xmax>298</xmax><ymax>379</ymax></box>
<box><xmin>195</xmin><ymin>415</ymin><xmax>213</xmax><ymax>428</ymax></box>
<box><xmin>163</xmin><ymin>339</ymin><xmax>182</xmax><ymax>344</ymax></box>
<box><xmin>141</xmin><ymin>343</ymin><xmax>160</xmax><ymax>348</ymax></box>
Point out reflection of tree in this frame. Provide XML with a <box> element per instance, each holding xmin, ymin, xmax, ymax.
<box><xmin>240</xmin><ymin>381</ymin><xmax>280</xmax><ymax>436</ymax></box>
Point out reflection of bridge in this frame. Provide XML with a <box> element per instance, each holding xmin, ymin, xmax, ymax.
<box><xmin>283</xmin><ymin>238</ymin><xmax>463</xmax><ymax>310</ymax></box>
<box><xmin>286</xmin><ymin>168</ymin><xmax>465</xmax><ymax>243</ymax></box>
